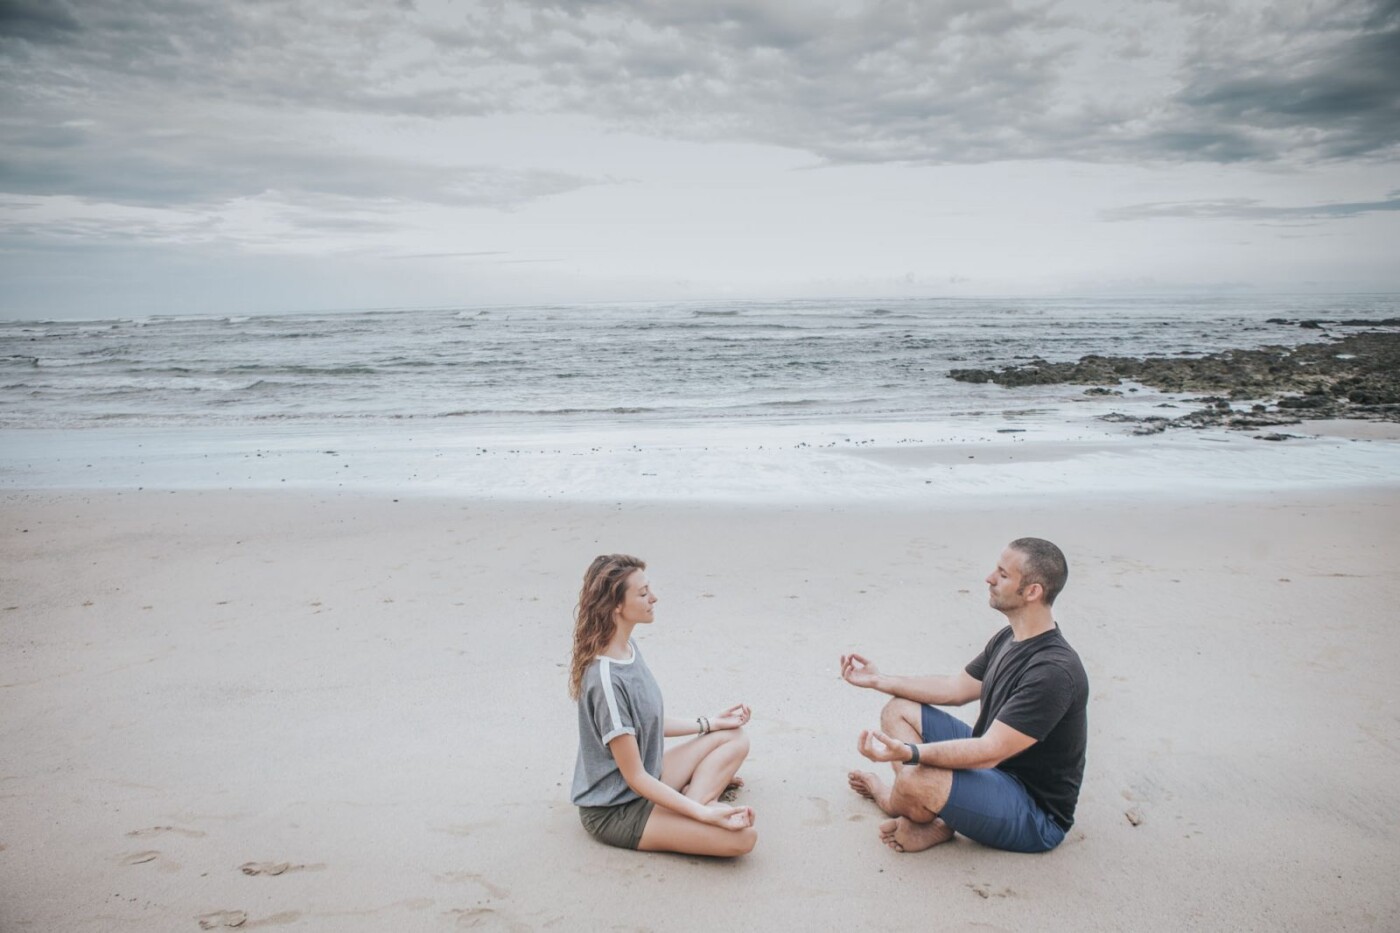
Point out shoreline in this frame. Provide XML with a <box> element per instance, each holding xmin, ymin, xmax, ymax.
<box><xmin>3</xmin><ymin>487</ymin><xmax>1399</xmax><ymax>930</ymax></box>
<box><xmin>3</xmin><ymin>415</ymin><xmax>1398</xmax><ymax>504</ymax></box>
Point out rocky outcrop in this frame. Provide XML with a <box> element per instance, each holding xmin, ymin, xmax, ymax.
<box><xmin>948</xmin><ymin>331</ymin><xmax>1400</xmax><ymax>432</ymax></box>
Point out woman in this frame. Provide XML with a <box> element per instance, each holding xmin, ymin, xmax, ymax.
<box><xmin>569</xmin><ymin>554</ymin><xmax>757</xmax><ymax>856</ymax></box>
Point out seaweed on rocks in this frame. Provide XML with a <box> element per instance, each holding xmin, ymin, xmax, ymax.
<box><xmin>947</xmin><ymin>331</ymin><xmax>1400</xmax><ymax>432</ymax></box>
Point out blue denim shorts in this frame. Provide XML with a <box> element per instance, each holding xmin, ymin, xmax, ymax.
<box><xmin>920</xmin><ymin>705</ymin><xmax>1066</xmax><ymax>854</ymax></box>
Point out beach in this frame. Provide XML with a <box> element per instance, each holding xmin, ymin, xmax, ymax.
<box><xmin>4</xmin><ymin>482</ymin><xmax>1399</xmax><ymax>931</ymax></box>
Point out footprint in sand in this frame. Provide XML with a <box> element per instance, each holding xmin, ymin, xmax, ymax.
<box><xmin>197</xmin><ymin>909</ymin><xmax>302</xmax><ymax>929</ymax></box>
<box><xmin>197</xmin><ymin>909</ymin><xmax>246</xmax><ymax>929</ymax></box>
<box><xmin>127</xmin><ymin>826</ymin><xmax>206</xmax><ymax>839</ymax></box>
<box><xmin>448</xmin><ymin>907</ymin><xmax>529</xmax><ymax>931</ymax></box>
<box><xmin>433</xmin><ymin>872</ymin><xmax>510</xmax><ymax>899</ymax></box>
<box><xmin>240</xmin><ymin>861</ymin><xmax>321</xmax><ymax>876</ymax></box>
<box><xmin>802</xmin><ymin>796</ymin><xmax>832</xmax><ymax>827</ymax></box>
<box><xmin>119</xmin><ymin>850</ymin><xmax>179</xmax><ymax>872</ymax></box>
<box><xmin>121</xmin><ymin>851</ymin><xmax>159</xmax><ymax>865</ymax></box>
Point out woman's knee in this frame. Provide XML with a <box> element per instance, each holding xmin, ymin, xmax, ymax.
<box><xmin>716</xmin><ymin>726</ymin><xmax>749</xmax><ymax>756</ymax></box>
<box><xmin>721</xmin><ymin>826</ymin><xmax>757</xmax><ymax>857</ymax></box>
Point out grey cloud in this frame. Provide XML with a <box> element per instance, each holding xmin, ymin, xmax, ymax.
<box><xmin>0</xmin><ymin>0</ymin><xmax>80</xmax><ymax>43</ymax></box>
<box><xmin>1101</xmin><ymin>193</ymin><xmax>1400</xmax><ymax>222</ymax></box>
<box><xmin>411</xmin><ymin>0</ymin><xmax>1400</xmax><ymax>165</ymax></box>
<box><xmin>2</xmin><ymin>0</ymin><xmax>1396</xmax><ymax>225</ymax></box>
<box><xmin>390</xmin><ymin>251</ymin><xmax>510</xmax><ymax>260</ymax></box>
<box><xmin>1172</xmin><ymin>0</ymin><xmax>1400</xmax><ymax>162</ymax></box>
<box><xmin>0</xmin><ymin>108</ymin><xmax>597</xmax><ymax>210</ymax></box>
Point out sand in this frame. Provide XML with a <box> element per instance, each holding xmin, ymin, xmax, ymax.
<box><xmin>3</xmin><ymin>487</ymin><xmax>1399</xmax><ymax>931</ymax></box>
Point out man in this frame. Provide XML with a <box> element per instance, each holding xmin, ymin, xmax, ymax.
<box><xmin>842</xmin><ymin>537</ymin><xmax>1088</xmax><ymax>854</ymax></box>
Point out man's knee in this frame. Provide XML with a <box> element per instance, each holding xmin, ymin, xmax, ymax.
<box><xmin>880</xmin><ymin>697</ymin><xmax>922</xmax><ymax>736</ymax></box>
<box><xmin>890</xmin><ymin>767</ymin><xmax>952</xmax><ymax>821</ymax></box>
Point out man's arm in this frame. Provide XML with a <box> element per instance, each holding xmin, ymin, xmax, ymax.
<box><xmin>840</xmin><ymin>653</ymin><xmax>982</xmax><ymax>707</ymax></box>
<box><xmin>858</xmin><ymin>720</ymin><xmax>1036</xmax><ymax>771</ymax></box>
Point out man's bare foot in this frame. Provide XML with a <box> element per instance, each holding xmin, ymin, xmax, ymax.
<box><xmin>848</xmin><ymin>770</ymin><xmax>895</xmax><ymax>814</ymax></box>
<box><xmin>879</xmin><ymin>817</ymin><xmax>954</xmax><ymax>853</ymax></box>
<box><xmin>719</xmin><ymin>776</ymin><xmax>745</xmax><ymax>803</ymax></box>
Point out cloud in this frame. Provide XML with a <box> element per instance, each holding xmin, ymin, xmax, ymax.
<box><xmin>389</xmin><ymin>250</ymin><xmax>510</xmax><ymax>260</ymax></box>
<box><xmin>4</xmin><ymin>0</ymin><xmax>1396</xmax><ymax>195</ymax></box>
<box><xmin>1168</xmin><ymin>0</ymin><xmax>1400</xmax><ymax>162</ymax></box>
<box><xmin>0</xmin><ymin>100</ymin><xmax>597</xmax><ymax>214</ymax></box>
<box><xmin>1</xmin><ymin>0</ymin><xmax>597</xmax><ymax>219</ymax></box>
<box><xmin>1101</xmin><ymin>192</ymin><xmax>1400</xmax><ymax>222</ymax></box>
<box><xmin>0</xmin><ymin>0</ymin><xmax>80</xmax><ymax>43</ymax></box>
<box><xmin>411</xmin><ymin>0</ymin><xmax>1400</xmax><ymax>165</ymax></box>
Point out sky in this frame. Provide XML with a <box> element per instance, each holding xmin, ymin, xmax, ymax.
<box><xmin>1</xmin><ymin>0</ymin><xmax>1398</xmax><ymax>318</ymax></box>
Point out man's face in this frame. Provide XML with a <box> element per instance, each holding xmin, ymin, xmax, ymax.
<box><xmin>985</xmin><ymin>547</ymin><xmax>1029</xmax><ymax>613</ymax></box>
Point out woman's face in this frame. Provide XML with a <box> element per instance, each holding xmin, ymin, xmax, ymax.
<box><xmin>614</xmin><ymin>569</ymin><xmax>658</xmax><ymax>626</ymax></box>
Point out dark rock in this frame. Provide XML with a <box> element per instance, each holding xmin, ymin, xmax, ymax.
<box><xmin>952</xmin><ymin>331</ymin><xmax>1400</xmax><ymax>429</ymax></box>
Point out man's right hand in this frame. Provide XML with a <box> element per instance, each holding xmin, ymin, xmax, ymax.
<box><xmin>840</xmin><ymin>652</ymin><xmax>881</xmax><ymax>689</ymax></box>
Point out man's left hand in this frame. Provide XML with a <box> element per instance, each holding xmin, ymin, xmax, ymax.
<box><xmin>858</xmin><ymin>729</ymin><xmax>914</xmax><ymax>764</ymax></box>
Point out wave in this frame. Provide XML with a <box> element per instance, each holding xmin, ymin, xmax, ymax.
<box><xmin>228</xmin><ymin>364</ymin><xmax>378</xmax><ymax>376</ymax></box>
<box><xmin>433</xmin><ymin>406</ymin><xmax>660</xmax><ymax>418</ymax></box>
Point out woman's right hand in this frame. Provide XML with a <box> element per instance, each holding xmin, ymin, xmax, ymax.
<box><xmin>707</xmin><ymin>805</ymin><xmax>755</xmax><ymax>831</ymax></box>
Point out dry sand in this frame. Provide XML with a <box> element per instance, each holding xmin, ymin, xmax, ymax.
<box><xmin>2</xmin><ymin>487</ymin><xmax>1399</xmax><ymax>931</ymax></box>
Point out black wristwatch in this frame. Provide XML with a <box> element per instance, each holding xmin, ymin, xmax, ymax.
<box><xmin>906</xmin><ymin>743</ymin><xmax>921</xmax><ymax>765</ymax></box>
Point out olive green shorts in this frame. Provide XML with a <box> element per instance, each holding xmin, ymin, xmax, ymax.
<box><xmin>578</xmin><ymin>797</ymin><xmax>656</xmax><ymax>850</ymax></box>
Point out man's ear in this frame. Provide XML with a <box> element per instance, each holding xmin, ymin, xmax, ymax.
<box><xmin>1024</xmin><ymin>581</ymin><xmax>1045</xmax><ymax>603</ymax></box>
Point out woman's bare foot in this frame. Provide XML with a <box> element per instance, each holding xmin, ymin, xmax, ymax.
<box><xmin>879</xmin><ymin>817</ymin><xmax>954</xmax><ymax>853</ymax></box>
<box><xmin>848</xmin><ymin>770</ymin><xmax>895</xmax><ymax>814</ymax></box>
<box><xmin>719</xmin><ymin>776</ymin><xmax>745</xmax><ymax>803</ymax></box>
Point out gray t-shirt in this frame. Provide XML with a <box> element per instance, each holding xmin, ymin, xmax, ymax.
<box><xmin>570</xmin><ymin>639</ymin><xmax>665</xmax><ymax>807</ymax></box>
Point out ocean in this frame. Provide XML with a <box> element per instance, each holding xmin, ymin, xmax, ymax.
<box><xmin>3</xmin><ymin>294</ymin><xmax>1398</xmax><ymax>501</ymax></box>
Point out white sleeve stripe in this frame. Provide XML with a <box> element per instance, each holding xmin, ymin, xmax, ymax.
<box><xmin>601</xmin><ymin>726</ymin><xmax>637</xmax><ymax>745</ymax></box>
<box><xmin>599</xmin><ymin>658</ymin><xmax>626</xmax><ymax>735</ymax></box>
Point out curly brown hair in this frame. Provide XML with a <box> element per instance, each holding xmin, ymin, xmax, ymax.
<box><xmin>568</xmin><ymin>554</ymin><xmax>647</xmax><ymax>699</ymax></box>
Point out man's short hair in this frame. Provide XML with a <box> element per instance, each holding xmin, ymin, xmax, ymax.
<box><xmin>1009</xmin><ymin>537</ymin><xmax>1068</xmax><ymax>606</ymax></box>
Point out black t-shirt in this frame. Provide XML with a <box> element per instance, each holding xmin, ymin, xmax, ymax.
<box><xmin>965</xmin><ymin>625</ymin><xmax>1089</xmax><ymax>831</ymax></box>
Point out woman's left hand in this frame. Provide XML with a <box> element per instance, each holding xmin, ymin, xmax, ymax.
<box><xmin>710</xmin><ymin>703</ymin><xmax>752</xmax><ymax>731</ymax></box>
